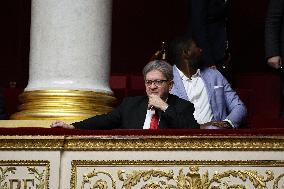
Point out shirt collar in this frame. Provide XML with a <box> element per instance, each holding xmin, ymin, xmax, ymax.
<box><xmin>176</xmin><ymin>67</ymin><xmax>200</xmax><ymax>81</ymax></box>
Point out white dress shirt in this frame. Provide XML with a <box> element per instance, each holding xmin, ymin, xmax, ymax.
<box><xmin>143</xmin><ymin>109</ymin><xmax>157</xmax><ymax>129</ymax></box>
<box><xmin>177</xmin><ymin>68</ymin><xmax>213</xmax><ymax>124</ymax></box>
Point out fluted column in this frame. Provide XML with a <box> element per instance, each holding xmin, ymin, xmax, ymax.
<box><xmin>11</xmin><ymin>0</ymin><xmax>115</xmax><ymax>120</ymax></box>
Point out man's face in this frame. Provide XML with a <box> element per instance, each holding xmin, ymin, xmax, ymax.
<box><xmin>187</xmin><ymin>41</ymin><xmax>202</xmax><ymax>69</ymax></box>
<box><xmin>145</xmin><ymin>70</ymin><xmax>173</xmax><ymax>99</ymax></box>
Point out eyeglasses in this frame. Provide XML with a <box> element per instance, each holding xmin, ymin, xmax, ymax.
<box><xmin>145</xmin><ymin>80</ymin><xmax>168</xmax><ymax>87</ymax></box>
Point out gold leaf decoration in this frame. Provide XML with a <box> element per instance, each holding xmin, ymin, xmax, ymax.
<box><xmin>116</xmin><ymin>167</ymin><xmax>276</xmax><ymax>189</ymax></box>
<box><xmin>273</xmin><ymin>173</ymin><xmax>284</xmax><ymax>189</ymax></box>
<box><xmin>0</xmin><ymin>167</ymin><xmax>16</xmax><ymax>189</ymax></box>
<box><xmin>118</xmin><ymin>169</ymin><xmax>174</xmax><ymax>189</ymax></box>
<box><xmin>72</xmin><ymin>160</ymin><xmax>284</xmax><ymax>189</ymax></box>
<box><xmin>28</xmin><ymin>167</ymin><xmax>47</xmax><ymax>189</ymax></box>
<box><xmin>81</xmin><ymin>169</ymin><xmax>116</xmax><ymax>189</ymax></box>
<box><xmin>93</xmin><ymin>179</ymin><xmax>108</xmax><ymax>189</ymax></box>
<box><xmin>0</xmin><ymin>160</ymin><xmax>50</xmax><ymax>189</ymax></box>
<box><xmin>177</xmin><ymin>166</ymin><xmax>212</xmax><ymax>189</ymax></box>
<box><xmin>211</xmin><ymin>169</ymin><xmax>274</xmax><ymax>189</ymax></box>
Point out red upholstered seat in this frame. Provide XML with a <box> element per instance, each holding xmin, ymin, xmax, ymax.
<box><xmin>235</xmin><ymin>73</ymin><xmax>283</xmax><ymax>128</ymax></box>
<box><xmin>109</xmin><ymin>74</ymin><xmax>129</xmax><ymax>104</ymax></box>
<box><xmin>128</xmin><ymin>74</ymin><xmax>145</xmax><ymax>96</ymax></box>
<box><xmin>4</xmin><ymin>88</ymin><xmax>23</xmax><ymax>118</ymax></box>
<box><xmin>236</xmin><ymin>73</ymin><xmax>281</xmax><ymax>118</ymax></box>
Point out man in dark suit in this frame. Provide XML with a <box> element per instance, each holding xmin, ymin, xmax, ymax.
<box><xmin>265</xmin><ymin>0</ymin><xmax>284</xmax><ymax>115</ymax></box>
<box><xmin>51</xmin><ymin>60</ymin><xmax>199</xmax><ymax>130</ymax></box>
<box><xmin>265</xmin><ymin>0</ymin><xmax>284</xmax><ymax>69</ymax></box>
<box><xmin>189</xmin><ymin>0</ymin><xmax>230</xmax><ymax>76</ymax></box>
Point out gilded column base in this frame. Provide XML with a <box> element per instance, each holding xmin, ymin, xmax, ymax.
<box><xmin>10</xmin><ymin>90</ymin><xmax>116</xmax><ymax>120</ymax></box>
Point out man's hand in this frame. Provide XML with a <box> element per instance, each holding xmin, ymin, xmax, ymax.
<box><xmin>148</xmin><ymin>94</ymin><xmax>169</xmax><ymax>111</ymax></box>
<box><xmin>200</xmin><ymin>125</ymin><xmax>221</xmax><ymax>129</ymax></box>
<box><xmin>267</xmin><ymin>56</ymin><xmax>282</xmax><ymax>69</ymax></box>
<box><xmin>50</xmin><ymin>121</ymin><xmax>75</xmax><ymax>129</ymax></box>
<box><xmin>200</xmin><ymin>121</ymin><xmax>232</xmax><ymax>129</ymax></box>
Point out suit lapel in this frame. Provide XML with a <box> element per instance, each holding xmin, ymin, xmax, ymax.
<box><xmin>172</xmin><ymin>65</ymin><xmax>189</xmax><ymax>101</ymax></box>
<box><xmin>134</xmin><ymin>97</ymin><xmax>148</xmax><ymax>129</ymax></box>
<box><xmin>200</xmin><ymin>69</ymin><xmax>219</xmax><ymax>121</ymax></box>
<box><xmin>200</xmin><ymin>69</ymin><xmax>213</xmax><ymax>101</ymax></box>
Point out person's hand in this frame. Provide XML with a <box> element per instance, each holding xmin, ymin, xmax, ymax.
<box><xmin>200</xmin><ymin>121</ymin><xmax>231</xmax><ymax>129</ymax></box>
<box><xmin>148</xmin><ymin>94</ymin><xmax>169</xmax><ymax>112</ymax></box>
<box><xmin>267</xmin><ymin>56</ymin><xmax>282</xmax><ymax>69</ymax></box>
<box><xmin>50</xmin><ymin>121</ymin><xmax>75</xmax><ymax>129</ymax></box>
<box><xmin>200</xmin><ymin>125</ymin><xmax>221</xmax><ymax>129</ymax></box>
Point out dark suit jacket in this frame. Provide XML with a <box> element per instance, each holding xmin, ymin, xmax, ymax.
<box><xmin>73</xmin><ymin>94</ymin><xmax>199</xmax><ymax>130</ymax></box>
<box><xmin>189</xmin><ymin>0</ymin><xmax>229</xmax><ymax>67</ymax></box>
<box><xmin>265</xmin><ymin>0</ymin><xmax>284</xmax><ymax>61</ymax></box>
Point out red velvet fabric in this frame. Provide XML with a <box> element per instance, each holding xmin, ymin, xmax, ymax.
<box><xmin>128</xmin><ymin>74</ymin><xmax>145</xmax><ymax>96</ymax></box>
<box><xmin>235</xmin><ymin>73</ymin><xmax>281</xmax><ymax>119</ymax></box>
<box><xmin>1</xmin><ymin>127</ymin><xmax>284</xmax><ymax>136</ymax></box>
<box><xmin>4</xmin><ymin>88</ymin><xmax>23</xmax><ymax>118</ymax></box>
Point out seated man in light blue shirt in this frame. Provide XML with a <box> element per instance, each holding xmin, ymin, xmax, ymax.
<box><xmin>169</xmin><ymin>37</ymin><xmax>247</xmax><ymax>128</ymax></box>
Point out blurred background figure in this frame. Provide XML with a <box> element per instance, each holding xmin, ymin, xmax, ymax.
<box><xmin>188</xmin><ymin>0</ymin><xmax>231</xmax><ymax>81</ymax></box>
<box><xmin>265</xmin><ymin>0</ymin><xmax>284</xmax><ymax>116</ymax></box>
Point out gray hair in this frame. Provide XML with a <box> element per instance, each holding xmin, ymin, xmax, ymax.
<box><xmin>142</xmin><ymin>60</ymin><xmax>173</xmax><ymax>80</ymax></box>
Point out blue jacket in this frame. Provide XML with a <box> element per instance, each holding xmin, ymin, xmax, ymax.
<box><xmin>170</xmin><ymin>65</ymin><xmax>247</xmax><ymax>128</ymax></box>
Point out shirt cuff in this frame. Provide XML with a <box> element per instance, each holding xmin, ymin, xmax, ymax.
<box><xmin>224</xmin><ymin>119</ymin><xmax>235</xmax><ymax>128</ymax></box>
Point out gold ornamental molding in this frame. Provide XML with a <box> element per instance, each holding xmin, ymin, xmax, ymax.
<box><xmin>70</xmin><ymin>160</ymin><xmax>284</xmax><ymax>189</ymax></box>
<box><xmin>10</xmin><ymin>90</ymin><xmax>116</xmax><ymax>120</ymax></box>
<box><xmin>64</xmin><ymin>135</ymin><xmax>284</xmax><ymax>151</ymax></box>
<box><xmin>0</xmin><ymin>136</ymin><xmax>65</xmax><ymax>150</ymax></box>
<box><xmin>1</xmin><ymin>135</ymin><xmax>284</xmax><ymax>151</ymax></box>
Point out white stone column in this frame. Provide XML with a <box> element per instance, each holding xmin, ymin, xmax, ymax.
<box><xmin>11</xmin><ymin>0</ymin><xmax>115</xmax><ymax>120</ymax></box>
<box><xmin>27</xmin><ymin>0</ymin><xmax>112</xmax><ymax>93</ymax></box>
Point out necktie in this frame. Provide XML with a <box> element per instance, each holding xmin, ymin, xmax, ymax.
<box><xmin>150</xmin><ymin>111</ymin><xmax>159</xmax><ymax>129</ymax></box>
